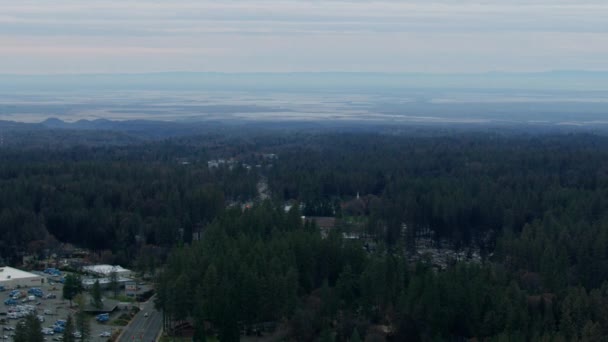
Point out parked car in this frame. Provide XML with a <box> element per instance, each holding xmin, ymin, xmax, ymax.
<box><xmin>96</xmin><ymin>313</ymin><xmax>109</xmax><ymax>322</ymax></box>
<box><xmin>41</xmin><ymin>328</ymin><xmax>54</xmax><ymax>336</ymax></box>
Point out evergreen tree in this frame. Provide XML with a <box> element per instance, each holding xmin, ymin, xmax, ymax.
<box><xmin>320</xmin><ymin>325</ymin><xmax>334</xmax><ymax>342</ymax></box>
<box><xmin>63</xmin><ymin>315</ymin><xmax>76</xmax><ymax>342</ymax></box>
<box><xmin>202</xmin><ymin>265</ymin><xmax>219</xmax><ymax>322</ymax></box>
<box><xmin>63</xmin><ymin>274</ymin><xmax>83</xmax><ymax>307</ymax></box>
<box><xmin>26</xmin><ymin>313</ymin><xmax>43</xmax><ymax>342</ymax></box>
<box><xmin>320</xmin><ymin>279</ymin><xmax>337</xmax><ymax>321</ymax></box>
<box><xmin>217</xmin><ymin>303</ymin><xmax>239</xmax><ymax>342</ymax></box>
<box><xmin>109</xmin><ymin>271</ymin><xmax>119</xmax><ymax>298</ymax></box>
<box><xmin>91</xmin><ymin>280</ymin><xmax>103</xmax><ymax>309</ymax></box>
<box><xmin>192</xmin><ymin>316</ymin><xmax>207</xmax><ymax>342</ymax></box>
<box><xmin>14</xmin><ymin>313</ymin><xmax>43</xmax><ymax>342</ymax></box>
<box><xmin>192</xmin><ymin>284</ymin><xmax>207</xmax><ymax>342</ymax></box>
<box><xmin>336</xmin><ymin>265</ymin><xmax>357</xmax><ymax>309</ymax></box>
<box><xmin>13</xmin><ymin>321</ymin><xmax>27</xmax><ymax>342</ymax></box>
<box><xmin>350</xmin><ymin>329</ymin><xmax>362</xmax><ymax>342</ymax></box>
<box><xmin>75</xmin><ymin>295</ymin><xmax>91</xmax><ymax>342</ymax></box>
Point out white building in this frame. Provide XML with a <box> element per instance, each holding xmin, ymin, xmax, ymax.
<box><xmin>81</xmin><ymin>276</ymin><xmax>132</xmax><ymax>289</ymax></box>
<box><xmin>0</xmin><ymin>266</ymin><xmax>44</xmax><ymax>289</ymax></box>
<box><xmin>82</xmin><ymin>265</ymin><xmax>132</xmax><ymax>278</ymax></box>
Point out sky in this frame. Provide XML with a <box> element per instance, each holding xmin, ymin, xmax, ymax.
<box><xmin>1</xmin><ymin>0</ymin><xmax>608</xmax><ymax>74</ymax></box>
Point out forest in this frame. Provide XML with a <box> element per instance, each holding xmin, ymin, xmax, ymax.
<box><xmin>3</xmin><ymin>127</ymin><xmax>608</xmax><ymax>340</ymax></box>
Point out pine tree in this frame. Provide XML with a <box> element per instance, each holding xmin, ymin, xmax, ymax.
<box><xmin>75</xmin><ymin>295</ymin><xmax>91</xmax><ymax>342</ymax></box>
<box><xmin>192</xmin><ymin>284</ymin><xmax>207</xmax><ymax>341</ymax></box>
<box><xmin>336</xmin><ymin>265</ymin><xmax>357</xmax><ymax>309</ymax></box>
<box><xmin>192</xmin><ymin>314</ymin><xmax>207</xmax><ymax>342</ymax></box>
<box><xmin>63</xmin><ymin>315</ymin><xmax>76</xmax><ymax>342</ymax></box>
<box><xmin>91</xmin><ymin>280</ymin><xmax>103</xmax><ymax>309</ymax></box>
<box><xmin>14</xmin><ymin>313</ymin><xmax>43</xmax><ymax>342</ymax></box>
<box><xmin>13</xmin><ymin>320</ymin><xmax>27</xmax><ymax>342</ymax></box>
<box><xmin>350</xmin><ymin>329</ymin><xmax>362</xmax><ymax>342</ymax></box>
<box><xmin>26</xmin><ymin>313</ymin><xmax>43</xmax><ymax>342</ymax></box>
<box><xmin>218</xmin><ymin>303</ymin><xmax>239</xmax><ymax>342</ymax></box>
<box><xmin>63</xmin><ymin>274</ymin><xmax>83</xmax><ymax>307</ymax></box>
<box><xmin>202</xmin><ymin>265</ymin><xmax>219</xmax><ymax>322</ymax></box>
<box><xmin>109</xmin><ymin>271</ymin><xmax>119</xmax><ymax>298</ymax></box>
<box><xmin>320</xmin><ymin>325</ymin><xmax>334</xmax><ymax>342</ymax></box>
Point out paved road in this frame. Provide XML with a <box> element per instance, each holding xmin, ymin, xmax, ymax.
<box><xmin>118</xmin><ymin>299</ymin><xmax>162</xmax><ymax>342</ymax></box>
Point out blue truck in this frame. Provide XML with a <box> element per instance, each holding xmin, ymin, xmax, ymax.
<box><xmin>28</xmin><ymin>288</ymin><xmax>44</xmax><ymax>297</ymax></box>
<box><xmin>52</xmin><ymin>319</ymin><xmax>67</xmax><ymax>332</ymax></box>
<box><xmin>96</xmin><ymin>313</ymin><xmax>109</xmax><ymax>322</ymax></box>
<box><xmin>4</xmin><ymin>298</ymin><xmax>17</xmax><ymax>306</ymax></box>
<box><xmin>44</xmin><ymin>268</ymin><xmax>62</xmax><ymax>276</ymax></box>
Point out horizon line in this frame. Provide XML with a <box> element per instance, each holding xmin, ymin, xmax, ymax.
<box><xmin>3</xmin><ymin>70</ymin><xmax>608</xmax><ymax>77</ymax></box>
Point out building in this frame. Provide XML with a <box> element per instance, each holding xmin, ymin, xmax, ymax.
<box><xmin>304</xmin><ymin>216</ymin><xmax>336</xmax><ymax>230</ymax></box>
<box><xmin>0</xmin><ymin>266</ymin><xmax>44</xmax><ymax>289</ymax></box>
<box><xmin>81</xmin><ymin>276</ymin><xmax>132</xmax><ymax>290</ymax></box>
<box><xmin>82</xmin><ymin>265</ymin><xmax>132</xmax><ymax>278</ymax></box>
<box><xmin>303</xmin><ymin>216</ymin><xmax>337</xmax><ymax>238</ymax></box>
<box><xmin>125</xmin><ymin>281</ymin><xmax>138</xmax><ymax>296</ymax></box>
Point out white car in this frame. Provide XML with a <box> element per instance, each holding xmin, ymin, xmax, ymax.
<box><xmin>41</xmin><ymin>328</ymin><xmax>54</xmax><ymax>335</ymax></box>
<box><xmin>99</xmin><ymin>332</ymin><xmax>111</xmax><ymax>337</ymax></box>
<box><xmin>143</xmin><ymin>313</ymin><xmax>148</xmax><ymax>317</ymax></box>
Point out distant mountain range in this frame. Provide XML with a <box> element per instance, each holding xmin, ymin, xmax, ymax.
<box><xmin>0</xmin><ymin>117</ymin><xmax>342</xmax><ymax>140</ymax></box>
<box><xmin>36</xmin><ymin>117</ymin><xmax>220</xmax><ymax>138</ymax></box>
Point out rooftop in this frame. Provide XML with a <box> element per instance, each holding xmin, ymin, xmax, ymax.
<box><xmin>82</xmin><ymin>297</ymin><xmax>119</xmax><ymax>313</ymax></box>
<box><xmin>304</xmin><ymin>216</ymin><xmax>336</xmax><ymax>229</ymax></box>
<box><xmin>82</xmin><ymin>265</ymin><xmax>131</xmax><ymax>275</ymax></box>
<box><xmin>0</xmin><ymin>266</ymin><xmax>41</xmax><ymax>281</ymax></box>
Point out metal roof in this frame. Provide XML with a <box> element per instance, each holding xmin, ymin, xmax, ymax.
<box><xmin>0</xmin><ymin>266</ymin><xmax>41</xmax><ymax>281</ymax></box>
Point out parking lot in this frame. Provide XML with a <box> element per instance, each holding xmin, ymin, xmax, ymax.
<box><xmin>1</xmin><ymin>272</ymin><xmax>143</xmax><ymax>341</ymax></box>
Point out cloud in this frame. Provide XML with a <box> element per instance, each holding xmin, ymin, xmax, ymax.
<box><xmin>3</xmin><ymin>1</ymin><xmax>608</xmax><ymax>35</ymax></box>
<box><xmin>1</xmin><ymin>0</ymin><xmax>607</xmax><ymax>73</ymax></box>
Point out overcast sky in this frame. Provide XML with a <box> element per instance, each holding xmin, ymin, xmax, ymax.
<box><xmin>2</xmin><ymin>0</ymin><xmax>608</xmax><ymax>74</ymax></box>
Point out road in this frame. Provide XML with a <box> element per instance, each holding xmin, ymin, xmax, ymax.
<box><xmin>118</xmin><ymin>299</ymin><xmax>162</xmax><ymax>342</ymax></box>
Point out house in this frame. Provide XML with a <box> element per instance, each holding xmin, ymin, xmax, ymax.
<box><xmin>304</xmin><ymin>216</ymin><xmax>337</xmax><ymax>238</ymax></box>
